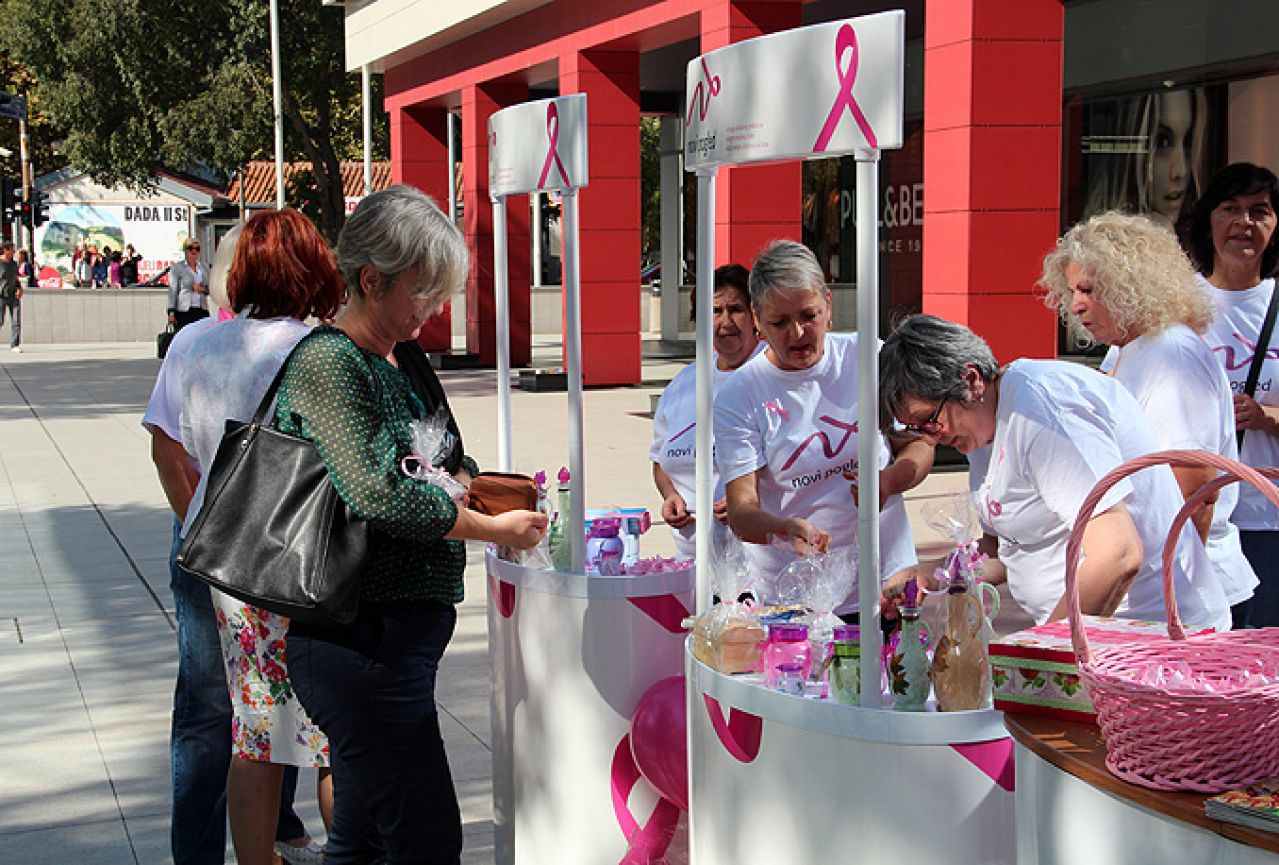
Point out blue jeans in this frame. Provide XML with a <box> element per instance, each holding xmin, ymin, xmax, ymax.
<box><xmin>1240</xmin><ymin>530</ymin><xmax>1279</xmax><ymax>628</ymax></box>
<box><xmin>168</xmin><ymin>522</ymin><xmax>306</xmax><ymax>864</ymax></box>
<box><xmin>288</xmin><ymin>601</ymin><xmax>461</xmax><ymax>865</ymax></box>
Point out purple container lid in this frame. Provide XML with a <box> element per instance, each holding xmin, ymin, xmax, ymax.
<box><xmin>832</xmin><ymin>624</ymin><xmax>860</xmax><ymax>642</ymax></box>
<box><xmin>776</xmin><ymin>662</ymin><xmax>804</xmax><ymax>673</ymax></box>
<box><xmin>768</xmin><ymin>622</ymin><xmax>809</xmax><ymax>641</ymax></box>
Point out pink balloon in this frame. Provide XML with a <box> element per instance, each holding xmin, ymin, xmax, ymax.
<box><xmin>629</xmin><ymin>675</ymin><xmax>688</xmax><ymax>811</ymax></box>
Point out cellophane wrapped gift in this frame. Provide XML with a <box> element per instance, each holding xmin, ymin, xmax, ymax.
<box><xmin>990</xmin><ymin>617</ymin><xmax>1214</xmax><ymax>723</ymax></box>
<box><xmin>690</xmin><ymin>536</ymin><xmax>765</xmax><ymax>674</ymax></box>
<box><xmin>767</xmin><ymin>547</ymin><xmax>856</xmax><ymax>677</ymax></box>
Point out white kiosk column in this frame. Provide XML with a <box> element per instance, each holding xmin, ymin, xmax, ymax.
<box><xmin>660</xmin><ymin>115</ymin><xmax>685</xmax><ymax>342</ymax></box>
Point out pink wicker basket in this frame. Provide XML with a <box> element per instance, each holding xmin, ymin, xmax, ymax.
<box><xmin>1065</xmin><ymin>449</ymin><xmax>1279</xmax><ymax>793</ymax></box>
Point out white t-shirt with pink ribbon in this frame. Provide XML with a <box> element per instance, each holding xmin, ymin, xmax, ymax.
<box><xmin>713</xmin><ymin>332</ymin><xmax>917</xmax><ymax>609</ymax></box>
<box><xmin>967</xmin><ymin>359</ymin><xmax>1228</xmax><ymax>630</ymax></box>
<box><xmin>1102</xmin><ymin>324</ymin><xmax>1257</xmax><ymax>607</ymax></box>
<box><xmin>1200</xmin><ymin>275</ymin><xmax>1279</xmax><ymax>531</ymax></box>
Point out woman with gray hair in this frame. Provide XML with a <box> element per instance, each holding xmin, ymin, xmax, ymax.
<box><xmin>879</xmin><ymin>314</ymin><xmax>1229</xmax><ymax>630</ymax></box>
<box><xmin>278</xmin><ymin>185</ymin><xmax>547</xmax><ymax>864</ymax></box>
<box><xmin>713</xmin><ymin>239</ymin><xmax>930</xmax><ymax>615</ymax></box>
<box><xmin>1039</xmin><ymin>210</ymin><xmax>1256</xmax><ymax>627</ymax></box>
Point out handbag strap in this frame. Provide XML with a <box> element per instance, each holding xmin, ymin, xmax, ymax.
<box><xmin>250</xmin><ymin>330</ymin><xmax>384</xmax><ymax>428</ymax></box>
<box><xmin>1238</xmin><ymin>283</ymin><xmax>1279</xmax><ymax>450</ymax></box>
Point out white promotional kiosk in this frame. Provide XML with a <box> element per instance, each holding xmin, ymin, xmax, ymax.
<box><xmin>682</xmin><ymin>13</ymin><xmax>1016</xmax><ymax>863</ymax></box>
<box><xmin>485</xmin><ymin>94</ymin><xmax>696</xmax><ymax>865</ymax></box>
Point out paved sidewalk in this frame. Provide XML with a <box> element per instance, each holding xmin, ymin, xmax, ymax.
<box><xmin>0</xmin><ymin>338</ymin><xmax>996</xmax><ymax>864</ymax></box>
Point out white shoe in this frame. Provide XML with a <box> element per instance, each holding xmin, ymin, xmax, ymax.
<box><xmin>273</xmin><ymin>840</ymin><xmax>324</xmax><ymax>864</ymax></box>
<box><xmin>9</xmin><ymin>346</ymin><xmax>19</xmax><ymax>353</ymax></box>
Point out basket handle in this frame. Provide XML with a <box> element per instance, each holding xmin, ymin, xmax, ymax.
<box><xmin>1065</xmin><ymin>449</ymin><xmax>1279</xmax><ymax>667</ymax></box>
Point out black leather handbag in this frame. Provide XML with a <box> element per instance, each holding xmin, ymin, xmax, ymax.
<box><xmin>175</xmin><ymin>350</ymin><xmax>369</xmax><ymax>626</ymax></box>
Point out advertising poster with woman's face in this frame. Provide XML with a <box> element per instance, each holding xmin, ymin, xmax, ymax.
<box><xmin>1082</xmin><ymin>86</ymin><xmax>1216</xmax><ymax>230</ymax></box>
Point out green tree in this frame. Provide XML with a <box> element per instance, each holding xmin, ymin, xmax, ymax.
<box><xmin>0</xmin><ymin>0</ymin><xmax>389</xmax><ymax>242</ymax></box>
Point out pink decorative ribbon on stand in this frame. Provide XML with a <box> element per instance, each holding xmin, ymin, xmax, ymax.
<box><xmin>610</xmin><ymin>735</ymin><xmax>681</xmax><ymax>864</ymax></box>
<box><xmin>538</xmin><ymin>102</ymin><xmax>571</xmax><ymax>189</ymax></box>
<box><xmin>488</xmin><ymin>571</ymin><xmax>516</xmax><ymax>618</ymax></box>
<box><xmin>812</xmin><ymin>23</ymin><xmax>878</xmax><ymax>152</ymax></box>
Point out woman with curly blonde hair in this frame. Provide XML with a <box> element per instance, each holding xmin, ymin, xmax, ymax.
<box><xmin>1039</xmin><ymin>210</ymin><xmax>1257</xmax><ymax>627</ymax></box>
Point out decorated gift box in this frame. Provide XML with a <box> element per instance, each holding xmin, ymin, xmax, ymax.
<box><xmin>990</xmin><ymin>616</ymin><xmax>1213</xmax><ymax>723</ymax></box>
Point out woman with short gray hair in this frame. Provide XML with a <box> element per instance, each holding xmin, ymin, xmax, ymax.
<box><xmin>878</xmin><ymin>314</ymin><xmax>1229</xmax><ymax>631</ymax></box>
<box><xmin>277</xmin><ymin>186</ymin><xmax>547</xmax><ymax>863</ymax></box>
<box><xmin>714</xmin><ymin>239</ymin><xmax>930</xmax><ymax>615</ymax></box>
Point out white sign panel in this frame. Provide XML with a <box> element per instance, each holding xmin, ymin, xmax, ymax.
<box><xmin>684</xmin><ymin>12</ymin><xmax>904</xmax><ymax>169</ymax></box>
<box><xmin>489</xmin><ymin>93</ymin><xmax>589</xmax><ymax>196</ymax></box>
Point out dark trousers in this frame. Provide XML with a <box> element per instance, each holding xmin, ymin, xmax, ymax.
<box><xmin>1240</xmin><ymin>530</ymin><xmax>1279</xmax><ymax>628</ymax></box>
<box><xmin>288</xmin><ymin>601</ymin><xmax>462</xmax><ymax>865</ymax></box>
<box><xmin>173</xmin><ymin>307</ymin><xmax>210</xmax><ymax>332</ymax></box>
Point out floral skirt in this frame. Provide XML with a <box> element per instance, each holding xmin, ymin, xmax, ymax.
<box><xmin>212</xmin><ymin>592</ymin><xmax>329</xmax><ymax>767</ymax></box>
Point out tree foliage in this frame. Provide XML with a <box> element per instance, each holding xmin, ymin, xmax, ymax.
<box><xmin>0</xmin><ymin>0</ymin><xmax>389</xmax><ymax>241</ymax></box>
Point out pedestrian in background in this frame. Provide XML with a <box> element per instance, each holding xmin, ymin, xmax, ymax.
<box><xmin>0</xmin><ymin>242</ymin><xmax>21</xmax><ymax>352</ymax></box>
<box><xmin>167</xmin><ymin>238</ymin><xmax>210</xmax><ymax>331</ymax></box>
<box><xmin>121</xmin><ymin>243</ymin><xmax>141</xmax><ymax>285</ymax></box>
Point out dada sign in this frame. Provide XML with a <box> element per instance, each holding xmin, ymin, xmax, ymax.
<box><xmin>489</xmin><ymin>93</ymin><xmax>589</xmax><ymax>197</ymax></box>
<box><xmin>684</xmin><ymin>12</ymin><xmax>904</xmax><ymax>169</ymax></box>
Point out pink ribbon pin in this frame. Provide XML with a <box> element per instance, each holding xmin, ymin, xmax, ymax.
<box><xmin>813</xmin><ymin>24</ymin><xmax>878</xmax><ymax>152</ymax></box>
<box><xmin>538</xmin><ymin>102</ymin><xmax>571</xmax><ymax>189</ymax></box>
<box><xmin>763</xmin><ymin>400</ymin><xmax>789</xmax><ymax>420</ymax></box>
<box><xmin>684</xmin><ymin>58</ymin><xmax>721</xmax><ymax>126</ymax></box>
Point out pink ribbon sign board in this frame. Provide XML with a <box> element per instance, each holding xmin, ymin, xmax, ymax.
<box><xmin>683</xmin><ymin>11</ymin><xmax>904</xmax><ymax>169</ymax></box>
<box><xmin>488</xmin><ymin>93</ymin><xmax>590</xmax><ymax>196</ymax></box>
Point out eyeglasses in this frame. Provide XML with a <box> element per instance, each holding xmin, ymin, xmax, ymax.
<box><xmin>901</xmin><ymin>395</ymin><xmax>948</xmax><ymax>435</ymax></box>
<box><xmin>185</xmin><ymin>245</ymin><xmax>200</xmax><ymax>252</ymax></box>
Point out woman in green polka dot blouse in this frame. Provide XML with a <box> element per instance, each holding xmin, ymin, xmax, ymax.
<box><xmin>279</xmin><ymin>186</ymin><xmax>546</xmax><ymax>864</ymax></box>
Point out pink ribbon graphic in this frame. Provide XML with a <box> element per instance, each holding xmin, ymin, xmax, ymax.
<box><xmin>487</xmin><ymin>571</ymin><xmax>516</xmax><ymax>618</ymax></box>
<box><xmin>537</xmin><ymin>102</ymin><xmax>571</xmax><ymax>189</ymax></box>
<box><xmin>950</xmin><ymin>739</ymin><xmax>1016</xmax><ymax>792</ymax></box>
<box><xmin>812</xmin><ymin>24</ymin><xmax>878</xmax><ymax>152</ymax></box>
<box><xmin>685</xmin><ymin>58</ymin><xmax>721</xmax><ymax>126</ymax></box>
<box><xmin>702</xmin><ymin>694</ymin><xmax>762</xmax><ymax>763</ymax></box>
<box><xmin>611</xmin><ymin>734</ymin><xmax>682</xmax><ymax>864</ymax></box>
<box><xmin>628</xmin><ymin>594</ymin><xmax>692</xmax><ymax>635</ymax></box>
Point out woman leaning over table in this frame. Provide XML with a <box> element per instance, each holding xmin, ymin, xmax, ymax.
<box><xmin>650</xmin><ymin>263</ymin><xmax>761</xmax><ymax>558</ymax></box>
<box><xmin>1039</xmin><ymin>210</ymin><xmax>1257</xmax><ymax>628</ymax></box>
<box><xmin>1188</xmin><ymin>162</ymin><xmax>1279</xmax><ymax>627</ymax></box>
<box><xmin>713</xmin><ymin>239</ymin><xmax>930</xmax><ymax>615</ymax></box>
<box><xmin>878</xmin><ymin>314</ymin><xmax>1229</xmax><ymax>630</ymax></box>
<box><xmin>279</xmin><ymin>186</ymin><xmax>546</xmax><ymax>865</ymax></box>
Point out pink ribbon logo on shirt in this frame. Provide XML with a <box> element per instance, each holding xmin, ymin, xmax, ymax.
<box><xmin>538</xmin><ymin>102</ymin><xmax>571</xmax><ymax>189</ymax></box>
<box><xmin>685</xmin><ymin>58</ymin><xmax>722</xmax><ymax>126</ymax></box>
<box><xmin>763</xmin><ymin>400</ymin><xmax>789</xmax><ymax>421</ymax></box>
<box><xmin>812</xmin><ymin>24</ymin><xmax>878</xmax><ymax>152</ymax></box>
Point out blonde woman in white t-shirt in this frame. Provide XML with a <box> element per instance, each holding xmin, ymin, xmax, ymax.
<box><xmin>714</xmin><ymin>240</ymin><xmax>931</xmax><ymax>612</ymax></box>
<box><xmin>1039</xmin><ymin>210</ymin><xmax>1257</xmax><ymax>628</ymax></box>
<box><xmin>1187</xmin><ymin>162</ymin><xmax>1279</xmax><ymax>628</ymax></box>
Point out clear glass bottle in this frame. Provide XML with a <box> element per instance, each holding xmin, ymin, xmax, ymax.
<box><xmin>549</xmin><ymin>467</ymin><xmax>574</xmax><ymax>572</ymax></box>
<box><xmin>891</xmin><ymin>580</ymin><xmax>931</xmax><ymax>712</ymax></box>
<box><xmin>931</xmin><ymin>574</ymin><xmax>991</xmax><ymax>712</ymax></box>
<box><xmin>828</xmin><ymin>624</ymin><xmax>861</xmax><ymax>706</ymax></box>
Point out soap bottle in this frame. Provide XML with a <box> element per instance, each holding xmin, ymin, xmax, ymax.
<box><xmin>549</xmin><ymin>467</ymin><xmax>574</xmax><ymax>572</ymax></box>
<box><xmin>931</xmin><ymin>572</ymin><xmax>991</xmax><ymax>712</ymax></box>
<box><xmin>760</xmin><ymin>622</ymin><xmax>812</xmax><ymax>690</ymax></box>
<box><xmin>890</xmin><ymin>579</ymin><xmax>931</xmax><ymax>712</ymax></box>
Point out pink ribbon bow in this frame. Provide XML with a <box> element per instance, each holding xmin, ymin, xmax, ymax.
<box><xmin>813</xmin><ymin>23</ymin><xmax>878</xmax><ymax>152</ymax></box>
